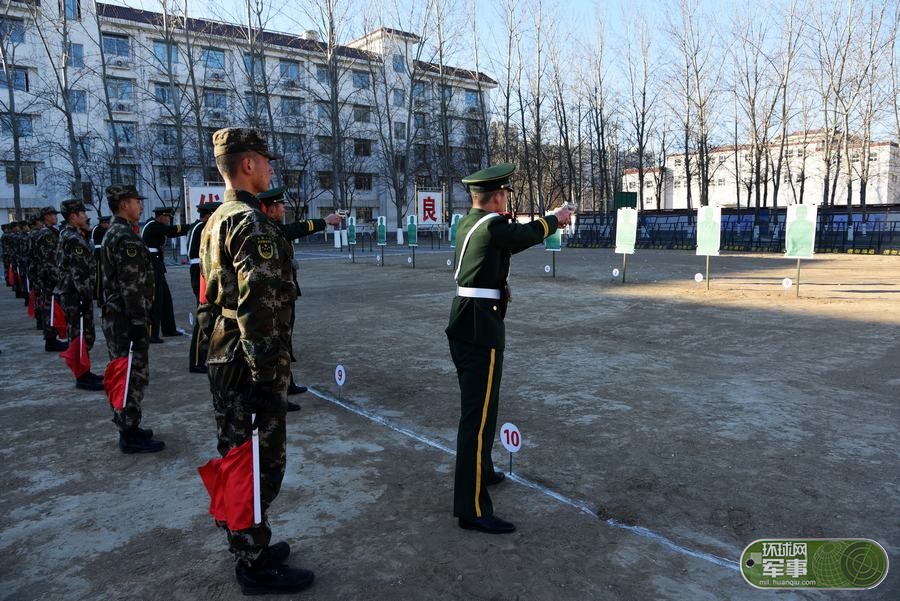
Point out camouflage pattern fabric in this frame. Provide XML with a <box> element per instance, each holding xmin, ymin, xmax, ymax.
<box><xmin>54</xmin><ymin>224</ymin><xmax>97</xmax><ymax>348</ymax></box>
<box><xmin>200</xmin><ymin>188</ymin><xmax>293</xmax><ymax>566</ymax></box>
<box><xmin>101</xmin><ymin>216</ymin><xmax>154</xmax><ymax>430</ymax></box>
<box><xmin>31</xmin><ymin>225</ymin><xmax>60</xmax><ymax>339</ymax></box>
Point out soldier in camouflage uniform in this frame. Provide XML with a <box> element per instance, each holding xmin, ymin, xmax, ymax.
<box><xmin>200</xmin><ymin>128</ymin><xmax>314</xmax><ymax>595</ymax></box>
<box><xmin>1</xmin><ymin>224</ymin><xmax>10</xmax><ymax>287</ymax></box>
<box><xmin>55</xmin><ymin>199</ymin><xmax>106</xmax><ymax>391</ymax></box>
<box><xmin>101</xmin><ymin>185</ymin><xmax>165</xmax><ymax>454</ymax></box>
<box><xmin>31</xmin><ymin>207</ymin><xmax>68</xmax><ymax>352</ymax></box>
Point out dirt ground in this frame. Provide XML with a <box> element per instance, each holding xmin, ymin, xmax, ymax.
<box><xmin>1</xmin><ymin>242</ymin><xmax>897</xmax><ymax>601</ymax></box>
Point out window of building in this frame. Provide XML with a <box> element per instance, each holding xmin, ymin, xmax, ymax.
<box><xmin>67</xmin><ymin>43</ymin><xmax>84</xmax><ymax>68</ymax></box>
<box><xmin>156</xmin><ymin>124</ymin><xmax>178</xmax><ymax>145</ymax></box>
<box><xmin>5</xmin><ymin>164</ymin><xmax>37</xmax><ymax>185</ymax></box>
<box><xmin>281</xmin><ymin>96</ymin><xmax>303</xmax><ymax>117</ymax></box>
<box><xmin>316</xmin><ymin>64</ymin><xmax>329</xmax><ymax>84</ymax></box>
<box><xmin>354</xmin><ymin>173</ymin><xmax>372</xmax><ymax>191</ymax></box>
<box><xmin>674</xmin><ymin>179</ymin><xmax>681</xmax><ymax>188</ymax></box>
<box><xmin>674</xmin><ymin>158</ymin><xmax>682</xmax><ymax>167</ymax></box>
<box><xmin>318</xmin><ymin>136</ymin><xmax>333</xmax><ymax>155</ymax></box>
<box><xmin>869</xmin><ymin>152</ymin><xmax>878</xmax><ymax>162</ymax></box>
<box><xmin>317</xmin><ymin>102</ymin><xmax>329</xmax><ymax>120</ymax></box>
<box><xmin>717</xmin><ymin>178</ymin><xmax>725</xmax><ymax>186</ymax></box>
<box><xmin>0</xmin><ymin>67</ymin><xmax>28</xmax><ymax>91</ymax></box>
<box><xmin>156</xmin><ymin>165</ymin><xmax>178</xmax><ymax>185</ymax></box>
<box><xmin>352</xmin><ymin>70</ymin><xmax>369</xmax><ymax>89</ymax></box>
<box><xmin>318</xmin><ymin>171</ymin><xmax>332</xmax><ymax>189</ymax></box>
<box><xmin>155</xmin><ymin>83</ymin><xmax>177</xmax><ymax>106</ymax></box>
<box><xmin>243</xmin><ymin>53</ymin><xmax>265</xmax><ymax>80</ymax></box>
<box><xmin>64</xmin><ymin>0</ymin><xmax>81</xmax><ymax>20</ymax></box>
<box><xmin>68</xmin><ymin>89</ymin><xmax>86</xmax><ymax>113</ymax></box>
<box><xmin>393</xmin><ymin>54</ymin><xmax>405</xmax><ymax>73</ymax></box>
<box><xmin>153</xmin><ymin>40</ymin><xmax>178</xmax><ymax>65</ymax></box>
<box><xmin>284</xmin><ymin>170</ymin><xmax>303</xmax><ymax>189</ymax></box>
<box><xmin>465</xmin><ymin>119</ymin><xmax>480</xmax><ymax>137</ymax></box>
<box><xmin>795</xmin><ymin>173</ymin><xmax>803</xmax><ymax>183</ymax></box>
<box><xmin>392</xmin><ymin>87</ymin><xmax>404</xmax><ymax>107</ymax></box>
<box><xmin>102</xmin><ymin>33</ymin><xmax>130</xmax><ymax>58</ymax></box>
<box><xmin>354</xmin><ymin>138</ymin><xmax>371</xmax><ymax>157</ymax></box>
<box><xmin>106</xmin><ymin>77</ymin><xmax>133</xmax><ymax>102</ymax></box>
<box><xmin>279</xmin><ymin>59</ymin><xmax>300</xmax><ymax>81</ymax></box>
<box><xmin>465</xmin><ymin>147</ymin><xmax>481</xmax><ymax>167</ymax></box>
<box><xmin>282</xmin><ymin>133</ymin><xmax>303</xmax><ymax>154</ymax></box>
<box><xmin>717</xmin><ymin>155</ymin><xmax>726</xmax><ymax>164</ymax></box>
<box><xmin>412</xmin><ymin>81</ymin><xmax>426</xmax><ymax>101</ymax></box>
<box><xmin>109</xmin><ymin>121</ymin><xmax>136</xmax><ymax>144</ymax></box>
<box><xmin>393</xmin><ymin>153</ymin><xmax>407</xmax><ymax>171</ymax></box>
<box><xmin>202</xmin><ymin>47</ymin><xmax>225</xmax><ymax>69</ymax></box>
<box><xmin>1</xmin><ymin>113</ymin><xmax>33</xmax><ymax>136</ymax></box>
<box><xmin>204</xmin><ymin>89</ymin><xmax>227</xmax><ymax>109</ymax></box>
<box><xmin>0</xmin><ymin>17</ymin><xmax>26</xmax><ymax>44</ymax></box>
<box><xmin>464</xmin><ymin>89</ymin><xmax>478</xmax><ymax>108</ymax></box>
<box><xmin>393</xmin><ymin>121</ymin><xmax>406</xmax><ymax>140</ymax></box>
<box><xmin>111</xmin><ymin>164</ymin><xmax>137</xmax><ymax>185</ymax></box>
<box><xmin>414</xmin><ymin>144</ymin><xmax>427</xmax><ymax>164</ymax></box>
<box><xmin>353</xmin><ymin>105</ymin><xmax>371</xmax><ymax>123</ymax></box>
<box><xmin>440</xmin><ymin>84</ymin><xmax>453</xmax><ymax>103</ymax></box>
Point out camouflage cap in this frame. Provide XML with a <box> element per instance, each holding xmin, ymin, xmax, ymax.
<box><xmin>258</xmin><ymin>186</ymin><xmax>286</xmax><ymax>204</ymax></box>
<box><xmin>197</xmin><ymin>201</ymin><xmax>222</xmax><ymax>215</ymax></box>
<box><xmin>461</xmin><ymin>163</ymin><xmax>516</xmax><ymax>192</ymax></box>
<box><xmin>212</xmin><ymin>128</ymin><xmax>280</xmax><ymax>160</ymax></box>
<box><xmin>40</xmin><ymin>205</ymin><xmax>61</xmax><ymax>217</ymax></box>
<box><xmin>60</xmin><ymin>199</ymin><xmax>87</xmax><ymax>216</ymax></box>
<box><xmin>105</xmin><ymin>184</ymin><xmax>145</xmax><ymax>202</ymax></box>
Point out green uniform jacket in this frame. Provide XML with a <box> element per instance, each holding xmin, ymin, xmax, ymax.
<box><xmin>445</xmin><ymin>209</ymin><xmax>558</xmax><ymax>350</ymax></box>
<box><xmin>54</xmin><ymin>224</ymin><xmax>96</xmax><ymax>300</ymax></box>
<box><xmin>101</xmin><ymin>216</ymin><xmax>155</xmax><ymax>328</ymax></box>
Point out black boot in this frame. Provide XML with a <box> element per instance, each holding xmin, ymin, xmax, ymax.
<box><xmin>286</xmin><ymin>401</ymin><xmax>301</xmax><ymax>412</ymax></box>
<box><xmin>75</xmin><ymin>373</ymin><xmax>104</xmax><ymax>391</ymax></box>
<box><xmin>45</xmin><ymin>338</ymin><xmax>68</xmax><ymax>352</ymax></box>
<box><xmin>84</xmin><ymin>371</ymin><xmax>104</xmax><ymax>384</ymax></box>
<box><xmin>287</xmin><ymin>382</ymin><xmax>307</xmax><ymax>395</ymax></box>
<box><xmin>118</xmin><ymin>428</ymin><xmax>165</xmax><ymax>454</ymax></box>
<box><xmin>235</xmin><ymin>555</ymin><xmax>313</xmax><ymax>596</ymax></box>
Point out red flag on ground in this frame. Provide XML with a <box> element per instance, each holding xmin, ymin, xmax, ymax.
<box><xmin>198</xmin><ymin>439</ymin><xmax>255</xmax><ymax>531</ymax></box>
<box><xmin>60</xmin><ymin>335</ymin><xmax>91</xmax><ymax>378</ymax></box>
<box><xmin>104</xmin><ymin>355</ymin><xmax>130</xmax><ymax>410</ymax></box>
<box><xmin>26</xmin><ymin>288</ymin><xmax>35</xmax><ymax>317</ymax></box>
<box><xmin>51</xmin><ymin>298</ymin><xmax>67</xmax><ymax>338</ymax></box>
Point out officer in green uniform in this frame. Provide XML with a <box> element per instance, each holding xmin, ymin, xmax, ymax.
<box><xmin>200</xmin><ymin>128</ymin><xmax>314</xmax><ymax>595</ymax></box>
<box><xmin>258</xmin><ymin>186</ymin><xmax>341</xmax><ymax>406</ymax></box>
<box><xmin>446</xmin><ymin>163</ymin><xmax>573</xmax><ymax>534</ymax></box>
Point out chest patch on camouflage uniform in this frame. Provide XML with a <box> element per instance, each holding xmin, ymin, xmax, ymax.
<box><xmin>74</xmin><ymin>245</ymin><xmax>84</xmax><ymax>255</ymax></box>
<box><xmin>125</xmin><ymin>243</ymin><xmax>139</xmax><ymax>258</ymax></box>
<box><xmin>256</xmin><ymin>236</ymin><xmax>275</xmax><ymax>260</ymax></box>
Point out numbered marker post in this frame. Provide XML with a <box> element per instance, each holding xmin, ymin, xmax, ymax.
<box><xmin>376</xmin><ymin>216</ymin><xmax>387</xmax><ymax>268</ymax></box>
<box><xmin>407</xmin><ymin>215</ymin><xmax>418</xmax><ymax>268</ymax></box>
<box><xmin>335</xmin><ymin>363</ymin><xmax>346</xmax><ymax>401</ymax></box>
<box><xmin>499</xmin><ymin>422</ymin><xmax>522</xmax><ymax>475</ymax></box>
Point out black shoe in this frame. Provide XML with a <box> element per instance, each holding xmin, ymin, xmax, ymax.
<box><xmin>148</xmin><ymin>336</ymin><xmax>165</xmax><ymax>344</ymax></box>
<box><xmin>45</xmin><ymin>338</ymin><xmax>68</xmax><ymax>352</ymax></box>
<box><xmin>487</xmin><ymin>471</ymin><xmax>506</xmax><ymax>486</ymax></box>
<box><xmin>458</xmin><ymin>515</ymin><xmax>516</xmax><ymax>534</ymax></box>
<box><xmin>118</xmin><ymin>429</ymin><xmax>165</xmax><ymax>454</ymax></box>
<box><xmin>76</xmin><ymin>373</ymin><xmax>105</xmax><ymax>391</ymax></box>
<box><xmin>286</xmin><ymin>401</ymin><xmax>301</xmax><ymax>412</ymax></box>
<box><xmin>267</xmin><ymin>542</ymin><xmax>291</xmax><ymax>564</ymax></box>
<box><xmin>235</xmin><ymin>562</ymin><xmax>314</xmax><ymax>596</ymax></box>
<box><xmin>287</xmin><ymin>383</ymin><xmax>307</xmax><ymax>395</ymax></box>
<box><xmin>162</xmin><ymin>330</ymin><xmax>184</xmax><ymax>337</ymax></box>
<box><xmin>84</xmin><ymin>371</ymin><xmax>104</xmax><ymax>384</ymax></box>
<box><xmin>134</xmin><ymin>426</ymin><xmax>154</xmax><ymax>440</ymax></box>
<box><xmin>189</xmin><ymin>365</ymin><xmax>208</xmax><ymax>374</ymax></box>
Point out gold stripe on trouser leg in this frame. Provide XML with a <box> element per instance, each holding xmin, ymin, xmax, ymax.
<box><xmin>194</xmin><ymin>325</ymin><xmax>202</xmax><ymax>365</ymax></box>
<box><xmin>474</xmin><ymin>348</ymin><xmax>496</xmax><ymax>517</ymax></box>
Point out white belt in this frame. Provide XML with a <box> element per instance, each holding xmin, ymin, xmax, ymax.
<box><xmin>147</xmin><ymin>247</ymin><xmax>160</xmax><ymax>253</ymax></box>
<box><xmin>189</xmin><ymin>258</ymin><xmax>200</xmax><ymax>264</ymax></box>
<box><xmin>456</xmin><ymin>286</ymin><xmax>500</xmax><ymax>299</ymax></box>
<box><xmin>94</xmin><ymin>244</ymin><xmax>101</xmax><ymax>249</ymax></box>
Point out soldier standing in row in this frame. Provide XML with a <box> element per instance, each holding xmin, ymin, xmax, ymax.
<box><xmin>92</xmin><ymin>215</ymin><xmax>111</xmax><ymax>303</ymax></box>
<box><xmin>141</xmin><ymin>206</ymin><xmax>188</xmax><ymax>343</ymax></box>
<box><xmin>187</xmin><ymin>201</ymin><xmax>220</xmax><ymax>373</ymax></box>
<box><xmin>32</xmin><ymin>207</ymin><xmax>67</xmax><ymax>352</ymax></box>
<box><xmin>101</xmin><ymin>185</ymin><xmax>165</xmax><ymax>454</ymax></box>
<box><xmin>201</xmin><ymin>128</ymin><xmax>314</xmax><ymax>595</ymax></box>
<box><xmin>54</xmin><ymin>199</ymin><xmax>105</xmax><ymax>391</ymax></box>
<box><xmin>257</xmin><ymin>186</ymin><xmax>341</xmax><ymax>408</ymax></box>
<box><xmin>1</xmin><ymin>223</ymin><xmax>10</xmax><ymax>287</ymax></box>
<box><xmin>446</xmin><ymin>163</ymin><xmax>573</xmax><ymax>534</ymax></box>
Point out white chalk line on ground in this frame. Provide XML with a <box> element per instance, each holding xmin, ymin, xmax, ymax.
<box><xmin>307</xmin><ymin>387</ymin><xmax>740</xmax><ymax>572</ymax></box>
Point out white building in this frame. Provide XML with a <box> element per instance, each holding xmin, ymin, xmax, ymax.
<box><xmin>1</xmin><ymin>2</ymin><xmax>495</xmax><ymax>226</ymax></box>
<box><xmin>622</xmin><ymin>130</ymin><xmax>900</xmax><ymax>210</ymax></box>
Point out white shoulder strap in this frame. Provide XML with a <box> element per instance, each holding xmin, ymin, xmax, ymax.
<box><xmin>454</xmin><ymin>212</ymin><xmax>499</xmax><ymax>282</ymax></box>
<box><xmin>140</xmin><ymin>219</ymin><xmax>152</xmax><ymax>240</ymax></box>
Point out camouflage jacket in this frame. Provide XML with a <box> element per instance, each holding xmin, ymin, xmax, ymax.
<box><xmin>30</xmin><ymin>225</ymin><xmax>60</xmax><ymax>292</ymax></box>
<box><xmin>54</xmin><ymin>224</ymin><xmax>95</xmax><ymax>300</ymax></box>
<box><xmin>200</xmin><ymin>189</ymin><xmax>296</xmax><ymax>382</ymax></box>
<box><xmin>101</xmin><ymin>216</ymin><xmax>155</xmax><ymax>326</ymax></box>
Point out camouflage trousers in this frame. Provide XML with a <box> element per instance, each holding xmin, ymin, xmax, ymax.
<box><xmin>101</xmin><ymin>308</ymin><xmax>149</xmax><ymax>431</ymax></box>
<box><xmin>207</xmin><ymin>349</ymin><xmax>290</xmax><ymax>567</ymax></box>
<box><xmin>59</xmin><ymin>292</ymin><xmax>96</xmax><ymax>351</ymax></box>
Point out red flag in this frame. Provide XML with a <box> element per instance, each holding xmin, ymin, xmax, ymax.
<box><xmin>104</xmin><ymin>355</ymin><xmax>130</xmax><ymax>410</ymax></box>
<box><xmin>198</xmin><ymin>440</ymin><xmax>255</xmax><ymax>531</ymax></box>
<box><xmin>26</xmin><ymin>288</ymin><xmax>35</xmax><ymax>317</ymax></box>
<box><xmin>7</xmin><ymin>265</ymin><xmax>13</xmax><ymax>285</ymax></box>
<box><xmin>199</xmin><ymin>273</ymin><xmax>207</xmax><ymax>304</ymax></box>
<box><xmin>51</xmin><ymin>298</ymin><xmax>67</xmax><ymax>338</ymax></box>
<box><xmin>60</xmin><ymin>335</ymin><xmax>91</xmax><ymax>378</ymax></box>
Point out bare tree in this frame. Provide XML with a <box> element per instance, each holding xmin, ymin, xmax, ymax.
<box><xmin>623</xmin><ymin>18</ymin><xmax>657</xmax><ymax>211</ymax></box>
